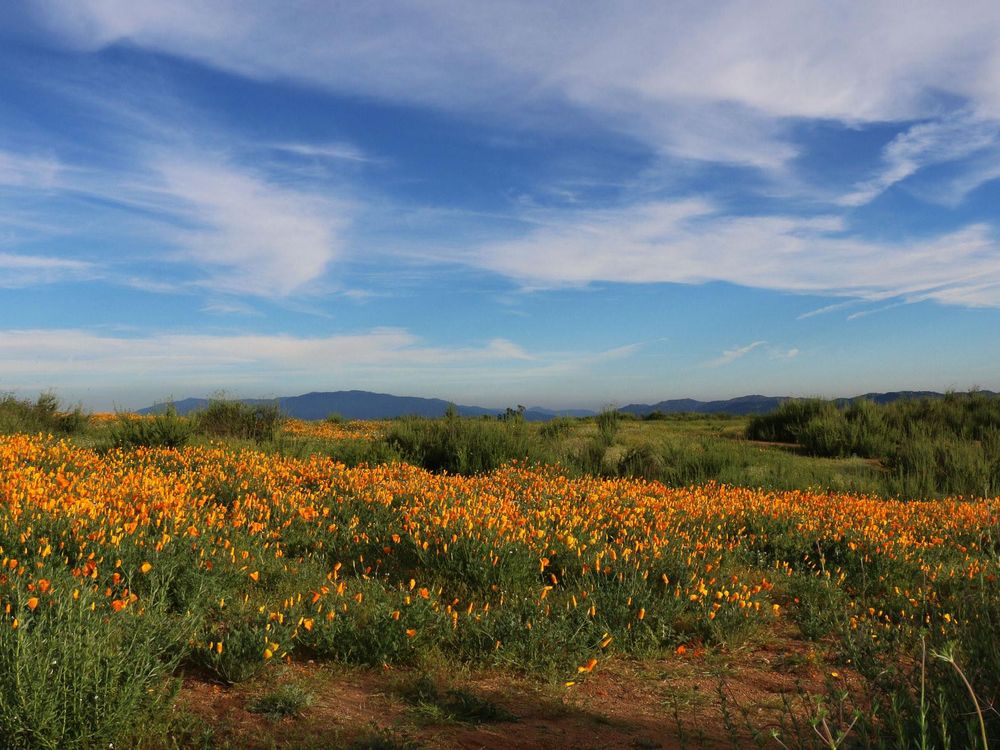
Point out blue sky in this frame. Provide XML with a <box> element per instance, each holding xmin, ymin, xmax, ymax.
<box><xmin>2</xmin><ymin>1</ymin><xmax>1000</xmax><ymax>410</ymax></box>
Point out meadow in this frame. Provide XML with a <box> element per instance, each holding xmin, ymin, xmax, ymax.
<box><xmin>0</xmin><ymin>394</ymin><xmax>996</xmax><ymax>749</ymax></box>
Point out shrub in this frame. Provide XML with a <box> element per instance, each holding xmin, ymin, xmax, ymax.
<box><xmin>383</xmin><ymin>411</ymin><xmax>550</xmax><ymax>474</ymax></box>
<box><xmin>618</xmin><ymin>443</ymin><xmax>663</xmax><ymax>480</ymax></box>
<box><xmin>194</xmin><ymin>399</ymin><xmax>283</xmax><ymax>442</ymax></box>
<box><xmin>0</xmin><ymin>587</ymin><xmax>188</xmax><ymax>750</ymax></box>
<box><xmin>325</xmin><ymin>438</ymin><xmax>401</xmax><ymax>467</ymax></box>
<box><xmin>107</xmin><ymin>408</ymin><xmax>193</xmax><ymax>449</ymax></box>
<box><xmin>0</xmin><ymin>392</ymin><xmax>89</xmax><ymax>436</ymax></box>
<box><xmin>745</xmin><ymin>398</ymin><xmax>829</xmax><ymax>443</ymax></box>
<box><xmin>539</xmin><ymin>416</ymin><xmax>574</xmax><ymax>440</ymax></box>
<box><xmin>595</xmin><ymin>408</ymin><xmax>621</xmax><ymax>446</ymax></box>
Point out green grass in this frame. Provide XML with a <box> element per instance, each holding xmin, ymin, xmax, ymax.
<box><xmin>247</xmin><ymin>683</ymin><xmax>314</xmax><ymax>720</ymax></box>
<box><xmin>398</xmin><ymin>675</ymin><xmax>515</xmax><ymax>726</ymax></box>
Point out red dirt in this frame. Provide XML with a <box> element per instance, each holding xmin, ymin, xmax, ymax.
<box><xmin>172</xmin><ymin>629</ymin><xmax>852</xmax><ymax>749</ymax></box>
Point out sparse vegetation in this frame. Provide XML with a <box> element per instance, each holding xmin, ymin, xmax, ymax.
<box><xmin>247</xmin><ymin>683</ymin><xmax>314</xmax><ymax>720</ymax></box>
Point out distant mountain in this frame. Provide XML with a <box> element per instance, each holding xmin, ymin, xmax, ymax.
<box><xmin>619</xmin><ymin>395</ymin><xmax>784</xmax><ymax>416</ymax></box>
<box><xmin>621</xmin><ymin>390</ymin><xmax>998</xmax><ymax>417</ymax></box>
<box><xmin>142</xmin><ymin>389</ymin><xmax>997</xmax><ymax>421</ymax></box>
<box><xmin>140</xmin><ymin>390</ymin><xmax>583</xmax><ymax>421</ymax></box>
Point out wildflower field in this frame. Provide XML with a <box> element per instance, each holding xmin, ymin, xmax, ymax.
<box><xmin>0</xmin><ymin>427</ymin><xmax>997</xmax><ymax>749</ymax></box>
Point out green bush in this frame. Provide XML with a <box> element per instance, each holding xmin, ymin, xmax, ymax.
<box><xmin>107</xmin><ymin>408</ymin><xmax>193</xmax><ymax>449</ymax></box>
<box><xmin>595</xmin><ymin>408</ymin><xmax>621</xmax><ymax>446</ymax></box>
<box><xmin>539</xmin><ymin>417</ymin><xmax>574</xmax><ymax>440</ymax></box>
<box><xmin>325</xmin><ymin>437</ymin><xmax>401</xmax><ymax>467</ymax></box>
<box><xmin>0</xmin><ymin>588</ymin><xmax>189</xmax><ymax>750</ymax></box>
<box><xmin>194</xmin><ymin>399</ymin><xmax>283</xmax><ymax>442</ymax></box>
<box><xmin>382</xmin><ymin>409</ymin><xmax>551</xmax><ymax>474</ymax></box>
<box><xmin>0</xmin><ymin>393</ymin><xmax>89</xmax><ymax>436</ymax></box>
<box><xmin>745</xmin><ymin>398</ymin><xmax>829</xmax><ymax>443</ymax></box>
<box><xmin>748</xmin><ymin>392</ymin><xmax>1000</xmax><ymax>497</ymax></box>
<box><xmin>618</xmin><ymin>442</ymin><xmax>664</xmax><ymax>480</ymax></box>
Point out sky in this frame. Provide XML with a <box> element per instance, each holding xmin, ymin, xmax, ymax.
<box><xmin>2</xmin><ymin>1</ymin><xmax>1000</xmax><ymax>411</ymax></box>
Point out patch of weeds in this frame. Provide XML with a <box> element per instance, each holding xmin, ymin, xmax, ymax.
<box><xmin>164</xmin><ymin>710</ymin><xmax>217</xmax><ymax>750</ymax></box>
<box><xmin>771</xmin><ymin>649</ymin><xmax>824</xmax><ymax>676</ymax></box>
<box><xmin>349</xmin><ymin>726</ymin><xmax>422</xmax><ymax>750</ymax></box>
<box><xmin>247</xmin><ymin>683</ymin><xmax>314</xmax><ymax>720</ymax></box>
<box><xmin>399</xmin><ymin>675</ymin><xmax>515</xmax><ymax>725</ymax></box>
<box><xmin>660</xmin><ymin>684</ymin><xmax>712</xmax><ymax>710</ymax></box>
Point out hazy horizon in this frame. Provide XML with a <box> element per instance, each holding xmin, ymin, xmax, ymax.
<box><xmin>5</xmin><ymin>383</ymin><xmax>995</xmax><ymax>415</ymax></box>
<box><xmin>3</xmin><ymin>2</ymin><xmax>1000</xmax><ymax>407</ymax></box>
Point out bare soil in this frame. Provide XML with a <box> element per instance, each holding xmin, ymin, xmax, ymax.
<box><xmin>171</xmin><ymin>627</ymin><xmax>853</xmax><ymax>749</ymax></box>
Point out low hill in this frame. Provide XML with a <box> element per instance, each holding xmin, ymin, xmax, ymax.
<box><xmin>142</xmin><ymin>389</ymin><xmax>996</xmax><ymax>421</ymax></box>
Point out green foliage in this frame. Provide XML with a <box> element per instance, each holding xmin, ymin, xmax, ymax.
<box><xmin>0</xmin><ymin>392</ymin><xmax>89</xmax><ymax>436</ymax></box>
<box><xmin>595</xmin><ymin>407</ymin><xmax>621</xmax><ymax>446</ymax></box>
<box><xmin>324</xmin><ymin>437</ymin><xmax>401</xmax><ymax>467</ymax></box>
<box><xmin>349</xmin><ymin>727</ymin><xmax>422</xmax><ymax>750</ymax></box>
<box><xmin>617</xmin><ymin>443</ymin><xmax>664</xmax><ymax>480</ymax></box>
<box><xmin>247</xmin><ymin>683</ymin><xmax>314</xmax><ymax>720</ymax></box>
<box><xmin>194</xmin><ymin>399</ymin><xmax>284</xmax><ymax>442</ymax></box>
<box><xmin>745</xmin><ymin>398</ymin><xmax>829</xmax><ymax>443</ymax></box>
<box><xmin>382</xmin><ymin>412</ymin><xmax>551</xmax><ymax>474</ymax></box>
<box><xmin>0</xmin><ymin>587</ymin><xmax>189</xmax><ymax>750</ymax></box>
<box><xmin>399</xmin><ymin>675</ymin><xmax>515</xmax><ymax>725</ymax></box>
<box><xmin>106</xmin><ymin>407</ymin><xmax>193</xmax><ymax>449</ymax></box>
<box><xmin>539</xmin><ymin>416</ymin><xmax>574</xmax><ymax>440</ymax></box>
<box><xmin>746</xmin><ymin>392</ymin><xmax>1000</xmax><ymax>498</ymax></box>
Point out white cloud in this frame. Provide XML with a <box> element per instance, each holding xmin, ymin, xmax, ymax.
<box><xmin>473</xmin><ymin>199</ymin><xmax>1000</xmax><ymax>307</ymax></box>
<box><xmin>0</xmin><ymin>327</ymin><xmax>662</xmax><ymax>409</ymax></box>
<box><xmin>271</xmin><ymin>142</ymin><xmax>374</xmax><ymax>163</ymax></box>
<box><xmin>840</xmin><ymin>113</ymin><xmax>1000</xmax><ymax>206</ymax></box>
<box><xmin>28</xmin><ymin>0</ymin><xmax>1000</xmax><ymax>168</ymax></box>
<box><xmin>0</xmin><ymin>150</ymin><xmax>62</xmax><ymax>188</ymax></box>
<box><xmin>0</xmin><ymin>252</ymin><xmax>93</xmax><ymax>286</ymax></box>
<box><xmin>149</xmin><ymin>156</ymin><xmax>348</xmax><ymax>296</ymax></box>
<box><xmin>0</xmin><ymin>328</ymin><xmax>530</xmax><ymax>383</ymax></box>
<box><xmin>0</xmin><ymin>145</ymin><xmax>351</xmax><ymax>297</ymax></box>
<box><xmin>770</xmin><ymin>347</ymin><xmax>799</xmax><ymax>361</ymax></box>
<box><xmin>705</xmin><ymin>340</ymin><xmax>767</xmax><ymax>368</ymax></box>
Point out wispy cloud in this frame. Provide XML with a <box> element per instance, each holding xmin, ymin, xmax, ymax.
<box><xmin>271</xmin><ymin>142</ymin><xmax>375</xmax><ymax>163</ymax></box>
<box><xmin>27</xmin><ymin>1</ymin><xmax>1000</xmax><ymax>170</ymax></box>
<box><xmin>797</xmin><ymin>299</ymin><xmax>868</xmax><ymax>320</ymax></box>
<box><xmin>472</xmin><ymin>200</ymin><xmax>1000</xmax><ymax>308</ymax></box>
<box><xmin>770</xmin><ymin>346</ymin><xmax>799</xmax><ymax>360</ymax></box>
<box><xmin>150</xmin><ymin>155</ymin><xmax>349</xmax><ymax>296</ymax></box>
<box><xmin>846</xmin><ymin>302</ymin><xmax>910</xmax><ymax>321</ymax></box>
<box><xmin>0</xmin><ymin>252</ymin><xmax>93</xmax><ymax>286</ymax></box>
<box><xmin>0</xmin><ymin>142</ymin><xmax>352</xmax><ymax>297</ymax></box>
<box><xmin>839</xmin><ymin>113</ymin><xmax>1000</xmax><ymax>206</ymax></box>
<box><xmin>0</xmin><ymin>326</ymin><xmax>654</xmax><ymax>408</ymax></box>
<box><xmin>0</xmin><ymin>328</ymin><xmax>529</xmax><ymax>381</ymax></box>
<box><xmin>705</xmin><ymin>341</ymin><xmax>767</xmax><ymax>368</ymax></box>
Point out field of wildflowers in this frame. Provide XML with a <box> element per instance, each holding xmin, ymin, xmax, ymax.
<box><xmin>0</xmin><ymin>429</ymin><xmax>996</xmax><ymax>748</ymax></box>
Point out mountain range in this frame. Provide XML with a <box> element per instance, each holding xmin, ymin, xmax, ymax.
<box><xmin>140</xmin><ymin>389</ymin><xmax>993</xmax><ymax>421</ymax></box>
